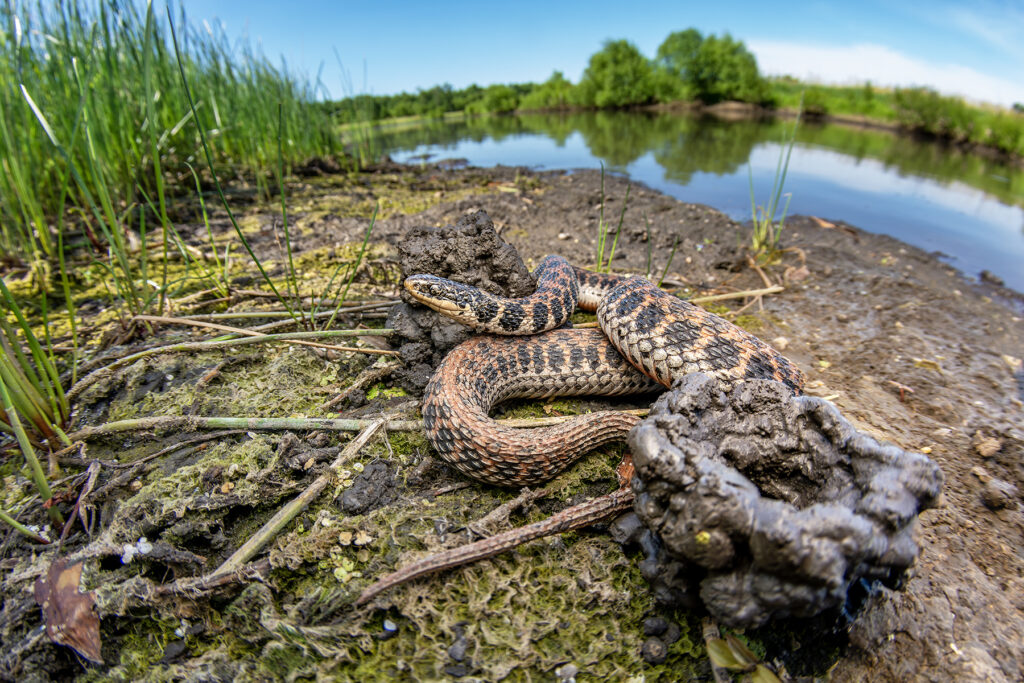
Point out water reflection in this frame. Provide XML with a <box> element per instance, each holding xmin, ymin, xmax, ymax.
<box><xmin>375</xmin><ymin>111</ymin><xmax>1024</xmax><ymax>291</ymax></box>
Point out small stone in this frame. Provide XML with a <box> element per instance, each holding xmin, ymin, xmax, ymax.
<box><xmin>558</xmin><ymin>232</ymin><xmax>571</xmax><ymax>240</ymax></box>
<box><xmin>662</xmin><ymin>621</ymin><xmax>681</xmax><ymax>645</ymax></box>
<box><xmin>975</xmin><ymin>436</ymin><xmax>1001</xmax><ymax>458</ymax></box>
<box><xmin>643</xmin><ymin>617</ymin><xmax>668</xmax><ymax>636</ymax></box>
<box><xmin>377</xmin><ymin>618</ymin><xmax>398</xmax><ymax>640</ymax></box>
<box><xmin>641</xmin><ymin>636</ymin><xmax>668</xmax><ymax>664</ymax></box>
<box><xmin>981</xmin><ymin>479</ymin><xmax>1018</xmax><ymax>510</ymax></box>
<box><xmin>970</xmin><ymin>466</ymin><xmax>991</xmax><ymax>483</ymax></box>
<box><xmin>554</xmin><ymin>663</ymin><xmax>579</xmax><ymax>682</ymax></box>
<box><xmin>979</xmin><ymin>270</ymin><xmax>1004</xmax><ymax>286</ymax></box>
<box><xmin>447</xmin><ymin>637</ymin><xmax>468</xmax><ymax>662</ymax></box>
<box><xmin>771</xmin><ymin>336</ymin><xmax>789</xmax><ymax>351</ymax></box>
<box><xmin>158</xmin><ymin>639</ymin><xmax>188</xmax><ymax>664</ymax></box>
<box><xmin>443</xmin><ymin>663</ymin><xmax>469</xmax><ymax>678</ymax></box>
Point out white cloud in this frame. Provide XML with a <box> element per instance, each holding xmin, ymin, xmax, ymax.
<box><xmin>747</xmin><ymin>41</ymin><xmax>1024</xmax><ymax>108</ymax></box>
<box><xmin>944</xmin><ymin>4</ymin><xmax>1024</xmax><ymax>64</ymax></box>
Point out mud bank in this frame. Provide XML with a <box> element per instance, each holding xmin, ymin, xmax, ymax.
<box><xmin>2</xmin><ymin>160</ymin><xmax>1021</xmax><ymax>681</ymax></box>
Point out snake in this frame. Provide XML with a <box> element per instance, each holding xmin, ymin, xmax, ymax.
<box><xmin>404</xmin><ymin>255</ymin><xmax>805</xmax><ymax>486</ymax></box>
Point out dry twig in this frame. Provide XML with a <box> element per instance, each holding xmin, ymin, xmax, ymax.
<box><xmin>209</xmin><ymin>419</ymin><xmax>385</xmax><ymax>577</ymax></box>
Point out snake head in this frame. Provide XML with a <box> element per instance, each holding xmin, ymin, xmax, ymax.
<box><xmin>404</xmin><ymin>274</ymin><xmax>478</xmax><ymax>320</ymax></box>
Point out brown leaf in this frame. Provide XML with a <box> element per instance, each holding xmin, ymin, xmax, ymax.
<box><xmin>34</xmin><ymin>559</ymin><xmax>103</xmax><ymax>664</ymax></box>
<box><xmin>783</xmin><ymin>265</ymin><xmax>810</xmax><ymax>283</ymax></box>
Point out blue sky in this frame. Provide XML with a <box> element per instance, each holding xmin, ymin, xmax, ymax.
<box><xmin>177</xmin><ymin>0</ymin><xmax>1024</xmax><ymax>107</ymax></box>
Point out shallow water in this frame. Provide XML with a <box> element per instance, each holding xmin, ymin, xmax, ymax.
<box><xmin>375</xmin><ymin>112</ymin><xmax>1024</xmax><ymax>292</ymax></box>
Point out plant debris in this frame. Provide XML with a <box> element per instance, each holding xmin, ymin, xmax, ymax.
<box><xmin>33</xmin><ymin>559</ymin><xmax>103</xmax><ymax>664</ymax></box>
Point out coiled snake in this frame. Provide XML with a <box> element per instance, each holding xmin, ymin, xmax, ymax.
<box><xmin>405</xmin><ymin>255</ymin><xmax>804</xmax><ymax>486</ymax></box>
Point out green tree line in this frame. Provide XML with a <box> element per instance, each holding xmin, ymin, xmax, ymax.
<box><xmin>326</xmin><ymin>28</ymin><xmax>1024</xmax><ymax>157</ymax></box>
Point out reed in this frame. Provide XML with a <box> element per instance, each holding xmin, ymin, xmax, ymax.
<box><xmin>748</xmin><ymin>109</ymin><xmax>800</xmax><ymax>263</ymax></box>
<box><xmin>1</xmin><ymin>1</ymin><xmax>342</xmax><ymax>268</ymax></box>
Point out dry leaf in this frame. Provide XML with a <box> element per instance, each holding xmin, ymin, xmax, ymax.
<box><xmin>34</xmin><ymin>559</ymin><xmax>103</xmax><ymax>664</ymax></box>
<box><xmin>913</xmin><ymin>358</ymin><xmax>943</xmax><ymax>372</ymax></box>
<box><xmin>783</xmin><ymin>265</ymin><xmax>810</xmax><ymax>283</ymax></box>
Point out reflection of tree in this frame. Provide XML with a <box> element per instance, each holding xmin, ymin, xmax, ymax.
<box><xmin>653</xmin><ymin>117</ymin><xmax>761</xmax><ymax>183</ymax></box>
<box><xmin>371</xmin><ymin>113</ymin><xmax>1024</xmax><ymax>210</ymax></box>
<box><xmin>573</xmin><ymin>111</ymin><xmax>667</xmax><ymax>168</ymax></box>
<box><xmin>796</xmin><ymin>123</ymin><xmax>1024</xmax><ymax>208</ymax></box>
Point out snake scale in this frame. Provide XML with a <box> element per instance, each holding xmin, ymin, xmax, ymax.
<box><xmin>405</xmin><ymin>255</ymin><xmax>804</xmax><ymax>486</ymax></box>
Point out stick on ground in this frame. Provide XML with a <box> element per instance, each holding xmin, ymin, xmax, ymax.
<box><xmin>355</xmin><ymin>485</ymin><xmax>635</xmax><ymax>605</ymax></box>
<box><xmin>210</xmin><ymin>419</ymin><xmax>385</xmax><ymax>578</ymax></box>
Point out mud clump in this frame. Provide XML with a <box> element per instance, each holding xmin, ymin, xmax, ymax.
<box><xmin>341</xmin><ymin>460</ymin><xmax>396</xmax><ymax>515</ymax></box>
<box><xmin>386</xmin><ymin>210</ymin><xmax>535</xmax><ymax>391</ymax></box>
<box><xmin>627</xmin><ymin>373</ymin><xmax>943</xmax><ymax>628</ymax></box>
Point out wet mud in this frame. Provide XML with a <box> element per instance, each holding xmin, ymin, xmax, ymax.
<box><xmin>1</xmin><ymin>160</ymin><xmax>1021</xmax><ymax>681</ymax></box>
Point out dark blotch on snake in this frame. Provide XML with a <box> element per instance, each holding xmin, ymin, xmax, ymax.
<box><xmin>476</xmin><ymin>299</ymin><xmax>500</xmax><ymax>324</ymax></box>
<box><xmin>531</xmin><ymin>302</ymin><xmax>549</xmax><ymax>333</ymax></box>
<box><xmin>499</xmin><ymin>304</ymin><xmax>525</xmax><ymax>332</ymax></box>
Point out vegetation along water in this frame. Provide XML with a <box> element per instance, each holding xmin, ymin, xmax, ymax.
<box><xmin>374</xmin><ymin>111</ymin><xmax>1024</xmax><ymax>292</ymax></box>
<box><xmin>1</xmin><ymin>2</ymin><xmax>1023</xmax><ymax>679</ymax></box>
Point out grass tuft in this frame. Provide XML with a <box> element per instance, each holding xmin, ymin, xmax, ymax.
<box><xmin>748</xmin><ymin>109</ymin><xmax>800</xmax><ymax>263</ymax></box>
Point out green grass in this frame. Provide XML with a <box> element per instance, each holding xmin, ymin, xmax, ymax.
<box><xmin>770</xmin><ymin>78</ymin><xmax>1024</xmax><ymax>156</ymax></box>
<box><xmin>748</xmin><ymin>111</ymin><xmax>799</xmax><ymax>263</ymax></box>
<box><xmin>0</xmin><ymin>0</ymin><xmax>381</xmax><ymax>542</ymax></box>
<box><xmin>594</xmin><ymin>164</ymin><xmax>628</xmax><ymax>272</ymax></box>
<box><xmin>1</xmin><ymin>0</ymin><xmax>344</xmax><ymax>269</ymax></box>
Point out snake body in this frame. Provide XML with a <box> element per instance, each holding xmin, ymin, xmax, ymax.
<box><xmin>406</xmin><ymin>256</ymin><xmax>804</xmax><ymax>486</ymax></box>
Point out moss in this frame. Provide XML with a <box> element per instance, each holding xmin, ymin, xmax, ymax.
<box><xmin>365</xmin><ymin>382</ymin><xmax>407</xmax><ymax>401</ymax></box>
<box><xmin>103</xmin><ymin>345</ymin><xmax>350</xmax><ymax>424</ymax></box>
<box><xmin>495</xmin><ymin>397</ymin><xmax>589</xmax><ymax>420</ymax></box>
<box><xmin>260</xmin><ymin>527</ymin><xmax>706</xmax><ymax>680</ymax></box>
<box><xmin>732</xmin><ymin>314</ymin><xmax>763</xmax><ymax>331</ymax></box>
<box><xmin>78</xmin><ymin>616</ymin><xmax>182</xmax><ymax>682</ymax></box>
<box><xmin>287</xmin><ymin>170</ymin><xmax>490</xmax><ymax>220</ymax></box>
<box><xmin>571</xmin><ymin>311</ymin><xmax>598</xmax><ymax>325</ymax></box>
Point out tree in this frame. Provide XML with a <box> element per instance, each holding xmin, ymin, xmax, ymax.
<box><xmin>656</xmin><ymin>28</ymin><xmax>703</xmax><ymax>79</ymax></box>
<box><xmin>519</xmin><ymin>71</ymin><xmax>574</xmax><ymax>110</ymax></box>
<box><xmin>687</xmin><ymin>34</ymin><xmax>770</xmax><ymax>104</ymax></box>
<box><xmin>655</xmin><ymin>30</ymin><xmax>769</xmax><ymax>104</ymax></box>
<box><xmin>574</xmin><ymin>40</ymin><xmax>656</xmax><ymax>108</ymax></box>
<box><xmin>466</xmin><ymin>84</ymin><xmax>520</xmax><ymax>114</ymax></box>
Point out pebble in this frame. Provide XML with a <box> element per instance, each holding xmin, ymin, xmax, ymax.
<box><xmin>981</xmin><ymin>478</ymin><xmax>1018</xmax><ymax>510</ymax></box>
<box><xmin>377</xmin><ymin>618</ymin><xmax>398</xmax><ymax>640</ymax></box>
<box><xmin>641</xmin><ymin>636</ymin><xmax>668</xmax><ymax>664</ymax></box>
<box><xmin>555</xmin><ymin>663</ymin><xmax>579</xmax><ymax>682</ymax></box>
<box><xmin>643</xmin><ymin>617</ymin><xmax>668</xmax><ymax>636</ymax></box>
<box><xmin>974</xmin><ymin>436</ymin><xmax>1002</xmax><ymax>458</ymax></box>
<box><xmin>558</xmin><ymin>232</ymin><xmax>570</xmax><ymax>240</ymax></box>
<box><xmin>447</xmin><ymin>636</ymin><xmax>468</xmax><ymax>662</ymax></box>
<box><xmin>662</xmin><ymin>621</ymin><xmax>681</xmax><ymax>645</ymax></box>
<box><xmin>443</xmin><ymin>663</ymin><xmax>469</xmax><ymax>678</ymax></box>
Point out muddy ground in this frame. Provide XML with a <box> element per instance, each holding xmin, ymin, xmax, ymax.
<box><xmin>1</xmin><ymin>160</ymin><xmax>1022</xmax><ymax>681</ymax></box>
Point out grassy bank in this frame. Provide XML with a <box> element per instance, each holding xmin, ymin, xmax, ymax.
<box><xmin>324</xmin><ymin>29</ymin><xmax>1024</xmax><ymax>161</ymax></box>
<box><xmin>1</xmin><ymin>0</ymin><xmax>345</xmax><ymax>267</ymax></box>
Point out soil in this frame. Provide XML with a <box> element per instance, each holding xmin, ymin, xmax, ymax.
<box><xmin>1</xmin><ymin>160</ymin><xmax>1022</xmax><ymax>681</ymax></box>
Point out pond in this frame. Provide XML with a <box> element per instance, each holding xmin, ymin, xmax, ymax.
<box><xmin>374</xmin><ymin>111</ymin><xmax>1024</xmax><ymax>292</ymax></box>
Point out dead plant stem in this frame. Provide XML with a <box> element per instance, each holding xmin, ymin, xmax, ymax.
<box><xmin>210</xmin><ymin>419</ymin><xmax>384</xmax><ymax>576</ymax></box>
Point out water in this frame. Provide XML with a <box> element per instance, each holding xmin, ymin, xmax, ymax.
<box><xmin>373</xmin><ymin>112</ymin><xmax>1024</xmax><ymax>291</ymax></box>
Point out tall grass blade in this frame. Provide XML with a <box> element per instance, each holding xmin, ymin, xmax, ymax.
<box><xmin>167</xmin><ymin>8</ymin><xmax>299</xmax><ymax>324</ymax></box>
<box><xmin>0</xmin><ymin>377</ymin><xmax>63</xmax><ymax>526</ymax></box>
